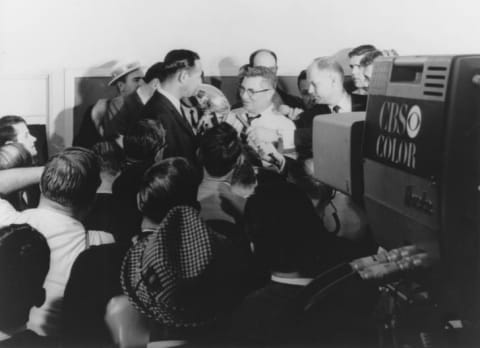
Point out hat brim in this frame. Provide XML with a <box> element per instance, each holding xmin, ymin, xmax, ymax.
<box><xmin>108</xmin><ymin>66</ymin><xmax>142</xmax><ymax>86</ymax></box>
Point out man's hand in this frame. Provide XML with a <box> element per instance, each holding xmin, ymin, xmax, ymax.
<box><xmin>246</xmin><ymin>126</ymin><xmax>279</xmax><ymax>146</ymax></box>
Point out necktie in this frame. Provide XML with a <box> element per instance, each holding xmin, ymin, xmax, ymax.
<box><xmin>246</xmin><ymin>113</ymin><xmax>261</xmax><ymax>126</ymax></box>
<box><xmin>332</xmin><ymin>105</ymin><xmax>341</xmax><ymax>113</ymax></box>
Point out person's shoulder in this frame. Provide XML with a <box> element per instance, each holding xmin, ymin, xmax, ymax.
<box><xmin>92</xmin><ymin>98</ymin><xmax>109</xmax><ymax>114</ymax></box>
<box><xmin>269</xmin><ymin>109</ymin><xmax>295</xmax><ymax>128</ymax></box>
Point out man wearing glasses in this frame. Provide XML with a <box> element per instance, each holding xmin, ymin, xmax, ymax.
<box><xmin>225</xmin><ymin>66</ymin><xmax>296</xmax><ymax>168</ymax></box>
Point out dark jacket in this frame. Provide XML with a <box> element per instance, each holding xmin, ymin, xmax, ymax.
<box><xmin>294</xmin><ymin>94</ymin><xmax>367</xmax><ymax>159</ymax></box>
<box><xmin>140</xmin><ymin>91</ymin><xmax>198</xmax><ymax>164</ymax></box>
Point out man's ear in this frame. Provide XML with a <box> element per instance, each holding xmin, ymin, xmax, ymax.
<box><xmin>178</xmin><ymin>70</ymin><xmax>188</xmax><ymax>84</ymax></box>
<box><xmin>117</xmin><ymin>81</ymin><xmax>126</xmax><ymax>95</ymax></box>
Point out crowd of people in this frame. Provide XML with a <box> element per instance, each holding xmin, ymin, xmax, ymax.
<box><xmin>0</xmin><ymin>44</ymin><xmax>393</xmax><ymax>347</ymax></box>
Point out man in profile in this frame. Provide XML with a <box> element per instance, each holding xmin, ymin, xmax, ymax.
<box><xmin>294</xmin><ymin>57</ymin><xmax>368</xmax><ymax>158</ymax></box>
<box><xmin>141</xmin><ymin>49</ymin><xmax>203</xmax><ymax>163</ymax></box>
<box><xmin>74</xmin><ymin>61</ymin><xmax>145</xmax><ymax>148</ymax></box>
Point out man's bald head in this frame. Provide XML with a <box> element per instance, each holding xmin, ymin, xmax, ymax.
<box><xmin>249</xmin><ymin>49</ymin><xmax>278</xmax><ymax>75</ymax></box>
<box><xmin>307</xmin><ymin>57</ymin><xmax>345</xmax><ymax>105</ymax></box>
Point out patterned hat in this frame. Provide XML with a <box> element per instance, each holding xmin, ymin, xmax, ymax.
<box><xmin>121</xmin><ymin>205</ymin><xmax>218</xmax><ymax>327</ymax></box>
<box><xmin>108</xmin><ymin>61</ymin><xmax>142</xmax><ymax>86</ymax></box>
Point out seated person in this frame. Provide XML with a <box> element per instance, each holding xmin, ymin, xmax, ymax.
<box><xmin>83</xmin><ymin>140</ymin><xmax>125</xmax><ymax>238</ymax></box>
<box><xmin>112</xmin><ymin>119</ymin><xmax>166</xmax><ymax>242</ymax></box>
<box><xmin>229</xmin><ymin>182</ymin><xmax>378</xmax><ymax>345</ymax></box>
<box><xmin>9</xmin><ymin>147</ymin><xmax>113</xmax><ymax>337</ymax></box>
<box><xmin>0</xmin><ymin>224</ymin><xmax>50</xmax><ymax>347</ymax></box>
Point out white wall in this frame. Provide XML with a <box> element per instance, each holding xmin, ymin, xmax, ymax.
<box><xmin>0</xmin><ymin>0</ymin><xmax>478</xmax><ymax>150</ymax></box>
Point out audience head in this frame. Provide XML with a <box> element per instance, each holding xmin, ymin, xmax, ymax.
<box><xmin>0</xmin><ymin>115</ymin><xmax>37</xmax><ymax>156</ymax></box>
<box><xmin>199</xmin><ymin>123</ymin><xmax>242</xmax><ymax>177</ymax></box>
<box><xmin>244</xmin><ymin>182</ymin><xmax>324</xmax><ymax>276</ymax></box>
<box><xmin>121</xmin><ymin>205</ymin><xmax>227</xmax><ymax>328</ymax></box>
<box><xmin>0</xmin><ymin>142</ymin><xmax>33</xmax><ymax>170</ymax></box>
<box><xmin>143</xmin><ymin>61</ymin><xmax>164</xmax><ymax>90</ymax></box>
<box><xmin>91</xmin><ymin>140</ymin><xmax>125</xmax><ymax>177</ymax></box>
<box><xmin>161</xmin><ymin>49</ymin><xmax>203</xmax><ymax>98</ymax></box>
<box><xmin>137</xmin><ymin>157</ymin><xmax>199</xmax><ymax>224</ymax></box>
<box><xmin>360</xmin><ymin>49</ymin><xmax>384</xmax><ymax>88</ymax></box>
<box><xmin>239</xmin><ymin>66</ymin><xmax>277</xmax><ymax>114</ymax></box>
<box><xmin>297</xmin><ymin>69</ymin><xmax>315</xmax><ymax>109</ymax></box>
<box><xmin>348</xmin><ymin>44</ymin><xmax>377</xmax><ymax>89</ymax></box>
<box><xmin>40</xmin><ymin>147</ymin><xmax>101</xmax><ymax>213</ymax></box>
<box><xmin>307</xmin><ymin>57</ymin><xmax>345</xmax><ymax>105</ymax></box>
<box><xmin>109</xmin><ymin>61</ymin><xmax>145</xmax><ymax>97</ymax></box>
<box><xmin>0</xmin><ymin>224</ymin><xmax>50</xmax><ymax>330</ymax></box>
<box><xmin>123</xmin><ymin>119</ymin><xmax>166</xmax><ymax>163</ymax></box>
<box><xmin>249</xmin><ymin>49</ymin><xmax>278</xmax><ymax>75</ymax></box>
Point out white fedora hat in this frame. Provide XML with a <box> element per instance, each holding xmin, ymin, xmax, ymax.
<box><xmin>108</xmin><ymin>61</ymin><xmax>142</xmax><ymax>86</ymax></box>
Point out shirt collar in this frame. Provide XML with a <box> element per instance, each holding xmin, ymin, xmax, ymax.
<box><xmin>271</xmin><ymin>274</ymin><xmax>313</xmax><ymax>286</ymax></box>
<box><xmin>245</xmin><ymin>103</ymin><xmax>275</xmax><ymax>118</ymax></box>
<box><xmin>158</xmin><ymin>87</ymin><xmax>182</xmax><ymax>114</ymax></box>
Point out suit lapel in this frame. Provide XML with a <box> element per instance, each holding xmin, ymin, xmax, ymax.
<box><xmin>157</xmin><ymin>92</ymin><xmax>195</xmax><ymax>137</ymax></box>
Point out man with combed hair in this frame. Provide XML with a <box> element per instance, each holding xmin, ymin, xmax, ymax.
<box><xmin>6</xmin><ymin>147</ymin><xmax>113</xmax><ymax>337</ymax></box>
<box><xmin>348</xmin><ymin>44</ymin><xmax>377</xmax><ymax>94</ymax></box>
<box><xmin>141</xmin><ymin>49</ymin><xmax>203</xmax><ymax>163</ymax></box>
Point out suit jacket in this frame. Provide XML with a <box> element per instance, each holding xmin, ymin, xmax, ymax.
<box><xmin>294</xmin><ymin>94</ymin><xmax>367</xmax><ymax>158</ymax></box>
<box><xmin>108</xmin><ymin>92</ymin><xmax>145</xmax><ymax>136</ymax></box>
<box><xmin>140</xmin><ymin>91</ymin><xmax>198</xmax><ymax>164</ymax></box>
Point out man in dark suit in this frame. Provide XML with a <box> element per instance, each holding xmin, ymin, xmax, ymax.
<box><xmin>294</xmin><ymin>57</ymin><xmax>367</xmax><ymax>158</ymax></box>
<box><xmin>140</xmin><ymin>50</ymin><xmax>203</xmax><ymax>164</ymax></box>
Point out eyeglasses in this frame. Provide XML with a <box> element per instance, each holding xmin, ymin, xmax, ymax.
<box><xmin>238</xmin><ymin>86</ymin><xmax>272</xmax><ymax>98</ymax></box>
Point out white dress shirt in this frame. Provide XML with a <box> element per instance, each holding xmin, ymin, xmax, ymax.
<box><xmin>225</xmin><ymin>104</ymin><xmax>296</xmax><ymax>150</ymax></box>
